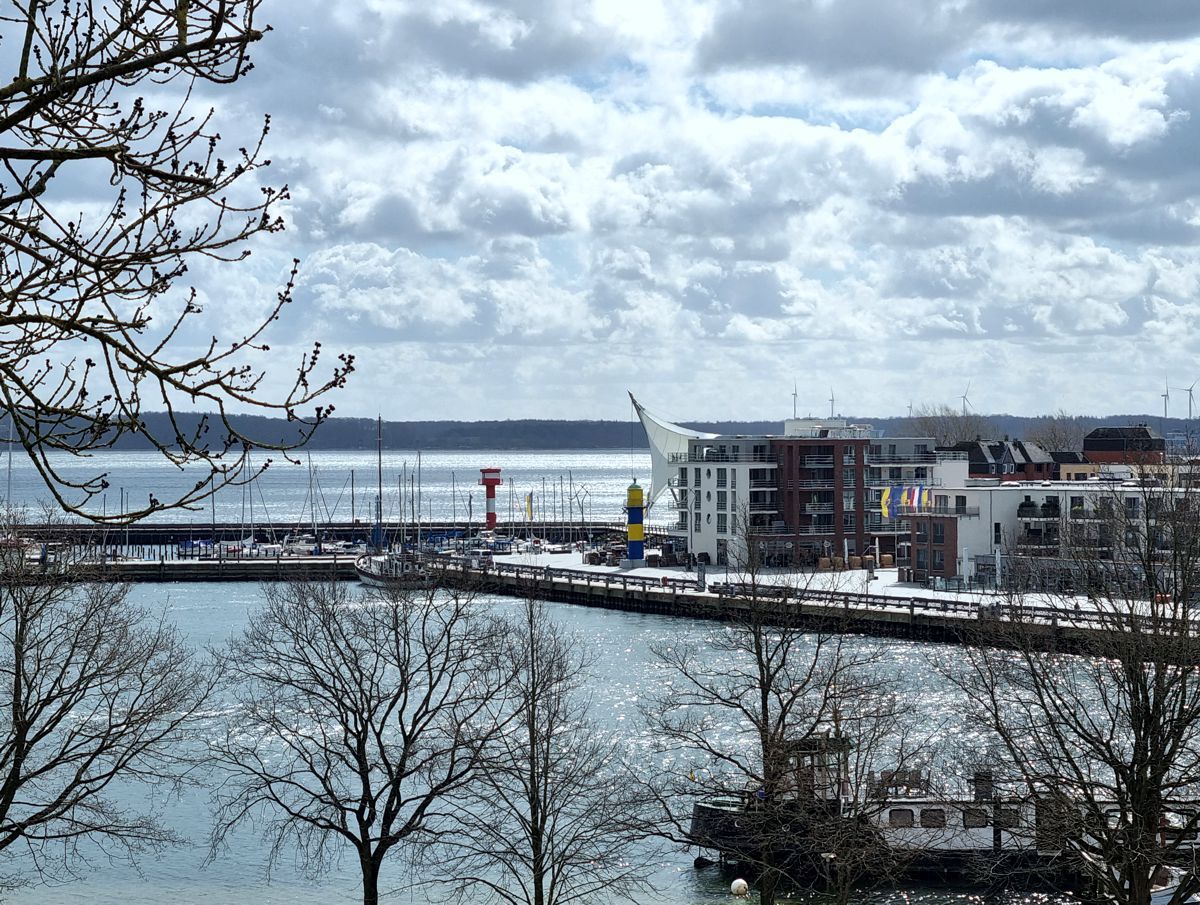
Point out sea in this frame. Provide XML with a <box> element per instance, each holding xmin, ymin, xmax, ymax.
<box><xmin>0</xmin><ymin>450</ymin><xmax>1056</xmax><ymax>904</ymax></box>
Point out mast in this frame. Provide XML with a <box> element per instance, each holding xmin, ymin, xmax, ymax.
<box><xmin>308</xmin><ymin>452</ymin><xmax>319</xmax><ymax>553</ymax></box>
<box><xmin>417</xmin><ymin>451</ymin><xmax>422</xmax><ymax>552</ymax></box>
<box><xmin>373</xmin><ymin>416</ymin><xmax>383</xmax><ymax>551</ymax></box>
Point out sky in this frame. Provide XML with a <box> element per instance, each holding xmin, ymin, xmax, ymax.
<box><xmin>179</xmin><ymin>0</ymin><xmax>1200</xmax><ymax>422</ymax></box>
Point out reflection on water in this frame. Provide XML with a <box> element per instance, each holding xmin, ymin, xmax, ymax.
<box><xmin>1</xmin><ymin>582</ymin><xmax>1071</xmax><ymax>905</ymax></box>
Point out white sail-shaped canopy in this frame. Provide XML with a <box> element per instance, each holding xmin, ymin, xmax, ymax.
<box><xmin>629</xmin><ymin>392</ymin><xmax>718</xmax><ymax>509</ymax></box>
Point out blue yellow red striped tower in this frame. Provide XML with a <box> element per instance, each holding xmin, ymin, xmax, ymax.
<box><xmin>626</xmin><ymin>480</ymin><xmax>645</xmax><ymax>563</ymax></box>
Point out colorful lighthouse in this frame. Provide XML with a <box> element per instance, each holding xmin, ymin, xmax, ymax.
<box><xmin>621</xmin><ymin>480</ymin><xmax>646</xmax><ymax>568</ymax></box>
<box><xmin>479</xmin><ymin>468</ymin><xmax>502</xmax><ymax>531</ymax></box>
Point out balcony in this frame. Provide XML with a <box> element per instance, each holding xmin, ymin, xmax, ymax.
<box><xmin>866</xmin><ymin>452</ymin><xmax>937</xmax><ymax>465</ymax></box>
<box><xmin>792</xmin><ymin>479</ymin><xmax>836</xmax><ymax>489</ymax></box>
<box><xmin>749</xmin><ymin>501</ymin><xmax>778</xmax><ymax>513</ymax></box>
<box><xmin>747</xmin><ymin>524</ymin><xmax>792</xmax><ymax>535</ymax></box>
<box><xmin>894</xmin><ymin>506</ymin><xmax>980</xmax><ymax>518</ymax></box>
<box><xmin>805</xmin><ymin>503</ymin><xmax>835</xmax><ymax>513</ymax></box>
<box><xmin>669</xmin><ymin>452</ymin><xmax>776</xmax><ymax>464</ymax></box>
<box><xmin>749</xmin><ymin>479</ymin><xmax>776</xmax><ymax>489</ymax></box>
<box><xmin>804</xmin><ymin>455</ymin><xmax>834</xmax><ymax>466</ymax></box>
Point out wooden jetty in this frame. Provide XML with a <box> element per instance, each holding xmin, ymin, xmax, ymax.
<box><xmin>425</xmin><ymin>557</ymin><xmax>1183</xmax><ymax>657</ymax></box>
<box><xmin>90</xmin><ymin>555</ymin><xmax>356</xmax><ymax>582</ymax></box>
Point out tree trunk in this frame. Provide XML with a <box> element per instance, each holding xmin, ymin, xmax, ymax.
<box><xmin>361</xmin><ymin>854</ymin><xmax>382</xmax><ymax>905</ymax></box>
<box><xmin>759</xmin><ymin>864</ymin><xmax>779</xmax><ymax>905</ymax></box>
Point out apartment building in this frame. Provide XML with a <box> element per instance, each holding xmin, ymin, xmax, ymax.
<box><xmin>632</xmin><ymin>398</ymin><xmax>966</xmax><ymax>567</ymax></box>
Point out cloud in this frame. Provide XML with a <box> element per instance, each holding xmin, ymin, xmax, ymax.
<box><xmin>58</xmin><ymin>0</ymin><xmax>1200</xmax><ymax>420</ymax></box>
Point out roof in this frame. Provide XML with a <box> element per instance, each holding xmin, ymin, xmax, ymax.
<box><xmin>1085</xmin><ymin>425</ymin><xmax>1165</xmax><ymax>441</ymax></box>
<box><xmin>940</xmin><ymin>439</ymin><xmax>1054</xmax><ymax>468</ymax></box>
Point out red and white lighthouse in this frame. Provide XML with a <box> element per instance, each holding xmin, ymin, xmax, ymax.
<box><xmin>479</xmin><ymin>468</ymin><xmax>502</xmax><ymax>530</ymax></box>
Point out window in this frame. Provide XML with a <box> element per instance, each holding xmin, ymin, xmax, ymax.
<box><xmin>955</xmin><ymin>494</ymin><xmax>967</xmax><ymax>513</ymax></box>
<box><xmin>717</xmin><ymin>491</ymin><xmax>727</xmax><ymax>511</ymax></box>
<box><xmin>994</xmin><ymin>522</ymin><xmax>1002</xmax><ymax>544</ymax></box>
<box><xmin>933</xmin><ymin>550</ymin><xmax>945</xmax><ymax>571</ymax></box>
<box><xmin>915</xmin><ymin>443</ymin><xmax>928</xmax><ymax>454</ymax></box>
<box><xmin>843</xmin><ymin>512</ymin><xmax>856</xmax><ymax>529</ymax></box>
<box><xmin>920</xmin><ymin>809</ymin><xmax>947</xmax><ymax>829</ymax></box>
<box><xmin>963</xmin><ymin>808</ymin><xmax>990</xmax><ymax>829</ymax></box>
<box><xmin>888</xmin><ymin>808</ymin><xmax>914</xmax><ymax>828</ymax></box>
<box><xmin>692</xmin><ymin>489</ymin><xmax>700</xmax><ymax>509</ymax></box>
<box><xmin>693</xmin><ymin>512</ymin><xmax>701</xmax><ymax>532</ymax></box>
<box><xmin>843</xmin><ymin>490</ymin><xmax>856</xmax><ymax>510</ymax></box>
<box><xmin>717</xmin><ymin>468</ymin><xmax>727</xmax><ymax>488</ymax></box>
<box><xmin>717</xmin><ymin>513</ymin><xmax>727</xmax><ymax>534</ymax></box>
<box><xmin>731</xmin><ymin>470</ymin><xmax>737</xmax><ymax>489</ymax></box>
<box><xmin>935</xmin><ymin>494</ymin><xmax>948</xmax><ymax>510</ymax></box>
<box><xmin>730</xmin><ymin>512</ymin><xmax>737</xmax><ymax>533</ymax></box>
<box><xmin>932</xmin><ymin>523</ymin><xmax>945</xmax><ymax>545</ymax></box>
<box><xmin>916</xmin><ymin>548</ymin><xmax>928</xmax><ymax>569</ymax></box>
<box><xmin>996</xmin><ymin>809</ymin><xmax>1020</xmax><ymax>829</ymax></box>
<box><xmin>731</xmin><ymin>491</ymin><xmax>737</xmax><ymax>513</ymax></box>
<box><xmin>1126</xmin><ymin>497</ymin><xmax>1140</xmax><ymax>518</ymax></box>
<box><xmin>693</xmin><ymin>467</ymin><xmax>700</xmax><ymax>486</ymax></box>
<box><xmin>890</xmin><ymin>467</ymin><xmax>902</xmax><ymax>481</ymax></box>
<box><xmin>678</xmin><ymin>468</ymin><xmax>688</xmax><ymax>488</ymax></box>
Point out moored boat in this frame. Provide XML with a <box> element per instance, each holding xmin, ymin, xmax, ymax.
<box><xmin>688</xmin><ymin>731</ymin><xmax>1200</xmax><ymax>889</ymax></box>
<box><xmin>354</xmin><ymin>552</ymin><xmax>434</xmax><ymax>589</ymax></box>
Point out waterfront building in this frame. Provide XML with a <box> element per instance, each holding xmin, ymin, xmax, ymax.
<box><xmin>632</xmin><ymin>398</ymin><xmax>966</xmax><ymax>567</ymax></box>
<box><xmin>938</xmin><ymin>438</ymin><xmax>1056</xmax><ymax>481</ymax></box>
<box><xmin>1081</xmin><ymin>424</ymin><xmax>1167</xmax><ymax>465</ymax></box>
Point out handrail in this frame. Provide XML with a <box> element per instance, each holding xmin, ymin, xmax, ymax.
<box><xmin>427</xmin><ymin>556</ymin><xmax>1197</xmax><ymax>636</ymax></box>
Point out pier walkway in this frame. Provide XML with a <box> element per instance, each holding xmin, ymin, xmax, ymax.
<box><xmin>430</xmin><ymin>554</ymin><xmax>1184</xmax><ymax>655</ymax></box>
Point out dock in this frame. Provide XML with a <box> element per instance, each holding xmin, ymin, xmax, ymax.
<box><xmin>425</xmin><ymin>555</ymin><xmax>1185</xmax><ymax>656</ymax></box>
<box><xmin>80</xmin><ymin>555</ymin><xmax>356</xmax><ymax>582</ymax></box>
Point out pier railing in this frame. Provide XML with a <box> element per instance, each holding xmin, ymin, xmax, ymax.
<box><xmin>430</xmin><ymin>556</ymin><xmax>1187</xmax><ymax>650</ymax></box>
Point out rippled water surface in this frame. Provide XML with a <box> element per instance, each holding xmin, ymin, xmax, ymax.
<box><xmin>0</xmin><ymin>451</ymin><xmax>1072</xmax><ymax>902</ymax></box>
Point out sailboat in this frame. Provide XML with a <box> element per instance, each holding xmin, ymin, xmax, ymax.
<box><xmin>355</xmin><ymin>416</ymin><xmax>433</xmax><ymax>588</ymax></box>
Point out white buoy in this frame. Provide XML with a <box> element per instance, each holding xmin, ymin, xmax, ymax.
<box><xmin>731</xmin><ymin>877</ymin><xmax>750</xmax><ymax>897</ymax></box>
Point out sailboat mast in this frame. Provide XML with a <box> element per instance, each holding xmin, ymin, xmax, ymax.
<box><xmin>374</xmin><ymin>416</ymin><xmax>383</xmax><ymax>551</ymax></box>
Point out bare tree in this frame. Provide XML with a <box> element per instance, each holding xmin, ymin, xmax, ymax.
<box><xmin>910</xmin><ymin>403</ymin><xmax>997</xmax><ymax>447</ymax></box>
<box><xmin>0</xmin><ymin>516</ymin><xmax>216</xmax><ymax>888</ymax></box>
<box><xmin>210</xmin><ymin>580</ymin><xmax>516</xmax><ymax>905</ymax></box>
<box><xmin>948</xmin><ymin>475</ymin><xmax>1200</xmax><ymax>905</ymax></box>
<box><xmin>639</xmin><ymin>537</ymin><xmax>929</xmax><ymax>905</ymax></box>
<box><xmin>0</xmin><ymin>0</ymin><xmax>353</xmax><ymax>520</ymax></box>
<box><xmin>445</xmin><ymin>598</ymin><xmax>652</xmax><ymax>905</ymax></box>
<box><xmin>1026</xmin><ymin>410</ymin><xmax>1088</xmax><ymax>454</ymax></box>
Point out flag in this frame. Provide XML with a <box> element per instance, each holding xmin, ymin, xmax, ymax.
<box><xmin>525</xmin><ymin>492</ymin><xmax>534</xmax><ymax>520</ymax></box>
<box><xmin>880</xmin><ymin>486</ymin><xmax>893</xmax><ymax>519</ymax></box>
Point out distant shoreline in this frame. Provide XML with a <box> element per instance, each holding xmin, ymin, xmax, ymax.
<box><xmin>15</xmin><ymin>411</ymin><xmax>1180</xmax><ymax>452</ymax></box>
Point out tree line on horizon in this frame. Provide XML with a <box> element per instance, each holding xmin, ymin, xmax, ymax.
<box><xmin>8</xmin><ymin>410</ymin><xmax>1180</xmax><ymax>453</ymax></box>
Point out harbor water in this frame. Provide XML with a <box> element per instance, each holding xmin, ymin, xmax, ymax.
<box><xmin>0</xmin><ymin>450</ymin><xmax>1068</xmax><ymax>904</ymax></box>
<box><xmin>3</xmin><ymin>449</ymin><xmax>658</xmax><ymax>529</ymax></box>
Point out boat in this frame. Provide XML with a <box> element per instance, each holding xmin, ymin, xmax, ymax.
<box><xmin>354</xmin><ymin>552</ymin><xmax>434</xmax><ymax>589</ymax></box>
<box><xmin>688</xmin><ymin>731</ymin><xmax>1200</xmax><ymax>888</ymax></box>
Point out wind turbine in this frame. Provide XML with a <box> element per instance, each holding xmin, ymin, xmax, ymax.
<box><xmin>829</xmin><ymin>388</ymin><xmax>836</xmax><ymax>419</ymax></box>
<box><xmin>906</xmin><ymin>400</ymin><xmax>914</xmax><ymax>419</ymax></box>
<box><xmin>960</xmin><ymin>381</ymin><xmax>973</xmax><ymax>416</ymax></box>
<box><xmin>792</xmin><ymin>380</ymin><xmax>798</xmax><ymax>420</ymax></box>
<box><xmin>1173</xmin><ymin>380</ymin><xmax>1197</xmax><ymax>422</ymax></box>
<box><xmin>1163</xmin><ymin>380</ymin><xmax>1171</xmax><ymax>423</ymax></box>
